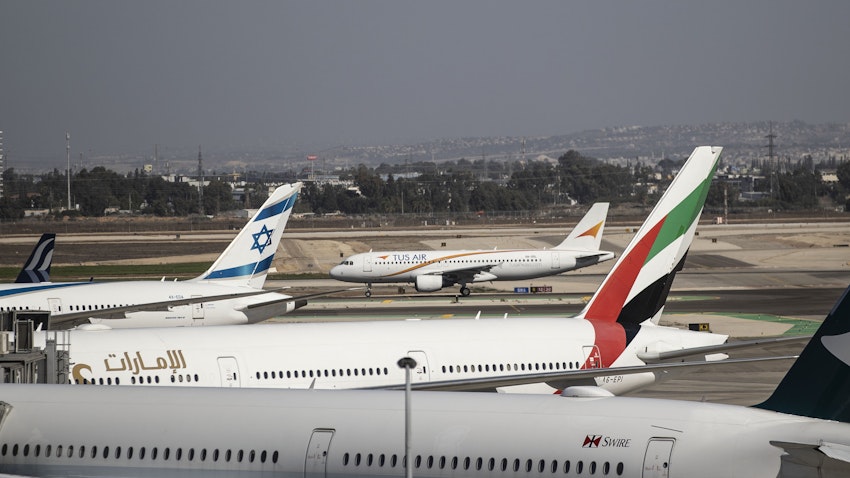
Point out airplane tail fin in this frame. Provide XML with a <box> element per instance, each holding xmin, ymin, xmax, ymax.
<box><xmin>190</xmin><ymin>182</ymin><xmax>301</xmax><ymax>289</ymax></box>
<box><xmin>755</xmin><ymin>284</ymin><xmax>850</xmax><ymax>423</ymax></box>
<box><xmin>575</xmin><ymin>146</ymin><xmax>722</xmax><ymax>326</ymax></box>
<box><xmin>554</xmin><ymin>202</ymin><xmax>609</xmax><ymax>251</ymax></box>
<box><xmin>15</xmin><ymin>233</ymin><xmax>56</xmax><ymax>283</ymax></box>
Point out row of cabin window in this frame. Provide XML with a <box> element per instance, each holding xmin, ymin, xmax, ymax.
<box><xmin>69</xmin><ymin>374</ymin><xmax>199</xmax><ymax>385</ymax></box>
<box><xmin>1</xmin><ymin>442</ymin><xmax>278</xmax><ymax>465</ymax></box>
<box><xmin>384</xmin><ymin>258</ymin><xmax>543</xmax><ymax>265</ymax></box>
<box><xmin>441</xmin><ymin>361</ymin><xmax>584</xmax><ymax>375</ymax></box>
<box><xmin>256</xmin><ymin>367</ymin><xmax>390</xmax><ymax>381</ymax></box>
<box><xmin>342</xmin><ymin>452</ymin><xmax>625</xmax><ymax>476</ymax></box>
<box><xmin>0</xmin><ymin>304</ymin><xmax>131</xmax><ymax>313</ymax></box>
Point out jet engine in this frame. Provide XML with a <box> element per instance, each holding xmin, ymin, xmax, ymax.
<box><xmin>415</xmin><ymin>275</ymin><xmax>444</xmax><ymax>292</ymax></box>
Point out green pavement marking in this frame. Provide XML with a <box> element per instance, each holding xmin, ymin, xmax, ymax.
<box><xmin>719</xmin><ymin>313</ymin><xmax>821</xmax><ymax>336</ymax></box>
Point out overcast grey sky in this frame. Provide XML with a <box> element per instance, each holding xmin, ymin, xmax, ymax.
<box><xmin>2</xmin><ymin>1</ymin><xmax>849</xmax><ymax>164</ymax></box>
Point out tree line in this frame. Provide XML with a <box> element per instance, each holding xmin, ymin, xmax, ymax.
<box><xmin>1</xmin><ymin>150</ymin><xmax>848</xmax><ymax>221</ymax></box>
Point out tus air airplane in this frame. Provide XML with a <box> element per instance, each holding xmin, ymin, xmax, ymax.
<box><xmin>43</xmin><ymin>146</ymin><xmax>767</xmax><ymax>396</ymax></box>
<box><xmin>13</xmin><ymin>233</ymin><xmax>55</xmax><ymax>283</ymax></box>
<box><xmin>1</xmin><ymin>267</ymin><xmax>849</xmax><ymax>477</ymax></box>
<box><xmin>0</xmin><ymin>183</ymin><xmax>305</xmax><ymax>329</ymax></box>
<box><xmin>330</xmin><ymin>202</ymin><xmax>613</xmax><ymax>297</ymax></box>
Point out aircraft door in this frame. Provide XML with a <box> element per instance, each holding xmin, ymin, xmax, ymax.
<box><xmin>551</xmin><ymin>251</ymin><xmax>560</xmax><ymax>269</ymax></box>
<box><xmin>642</xmin><ymin>438</ymin><xmax>674</xmax><ymax>478</ymax></box>
<box><xmin>217</xmin><ymin>356</ymin><xmax>241</xmax><ymax>387</ymax></box>
<box><xmin>406</xmin><ymin>350</ymin><xmax>430</xmax><ymax>382</ymax></box>
<box><xmin>191</xmin><ymin>295</ymin><xmax>204</xmax><ymax>324</ymax></box>
<box><xmin>47</xmin><ymin>298</ymin><xmax>62</xmax><ymax>314</ymax></box>
<box><xmin>582</xmin><ymin>345</ymin><xmax>602</xmax><ymax>369</ymax></box>
<box><xmin>363</xmin><ymin>254</ymin><xmax>373</xmax><ymax>272</ymax></box>
<box><xmin>304</xmin><ymin>429</ymin><xmax>335</xmax><ymax>478</ymax></box>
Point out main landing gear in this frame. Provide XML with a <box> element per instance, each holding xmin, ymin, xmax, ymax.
<box><xmin>365</xmin><ymin>283</ymin><xmax>372</xmax><ymax>298</ymax></box>
<box><xmin>459</xmin><ymin>285</ymin><xmax>471</xmax><ymax>297</ymax></box>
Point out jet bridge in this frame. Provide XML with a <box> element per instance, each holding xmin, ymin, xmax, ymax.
<box><xmin>0</xmin><ymin>311</ymin><xmax>69</xmax><ymax>384</ymax></box>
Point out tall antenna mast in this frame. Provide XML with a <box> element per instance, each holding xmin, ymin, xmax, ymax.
<box><xmin>764</xmin><ymin>122</ymin><xmax>777</xmax><ymax>198</ymax></box>
<box><xmin>0</xmin><ymin>130</ymin><xmax>4</xmax><ymax>200</ymax></box>
<box><xmin>197</xmin><ymin>145</ymin><xmax>204</xmax><ymax>214</ymax></box>
<box><xmin>66</xmin><ymin>132</ymin><xmax>72</xmax><ymax>210</ymax></box>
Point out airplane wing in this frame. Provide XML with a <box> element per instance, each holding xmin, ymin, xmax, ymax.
<box><xmin>415</xmin><ymin>263</ymin><xmax>499</xmax><ymax>285</ymax></box>
<box><xmin>636</xmin><ymin>335</ymin><xmax>812</xmax><ymax>362</ymax></box>
<box><xmin>46</xmin><ymin>287</ymin><xmax>355</xmax><ymax>329</ymax></box>
<box><xmin>370</xmin><ymin>355</ymin><xmax>797</xmax><ymax>392</ymax></box>
<box><xmin>771</xmin><ymin>441</ymin><xmax>850</xmax><ymax>477</ymax></box>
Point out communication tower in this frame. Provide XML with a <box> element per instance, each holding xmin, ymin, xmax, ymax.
<box><xmin>0</xmin><ymin>130</ymin><xmax>4</xmax><ymax>199</ymax></box>
<box><xmin>66</xmin><ymin>132</ymin><xmax>71</xmax><ymax>210</ymax></box>
<box><xmin>764</xmin><ymin>122</ymin><xmax>777</xmax><ymax>198</ymax></box>
<box><xmin>197</xmin><ymin>145</ymin><xmax>204</xmax><ymax>214</ymax></box>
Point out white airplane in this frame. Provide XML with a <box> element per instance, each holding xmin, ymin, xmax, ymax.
<box><xmin>330</xmin><ymin>202</ymin><xmax>613</xmax><ymax>296</ymax></box>
<box><xmin>13</xmin><ymin>233</ymin><xmax>55</xmax><ymax>283</ymax></box>
<box><xmin>1</xmin><ymin>277</ymin><xmax>848</xmax><ymax>477</ymax></box>
<box><xmin>45</xmin><ymin>146</ymin><xmax>765</xmax><ymax>396</ymax></box>
<box><xmin>0</xmin><ymin>183</ymin><xmax>306</xmax><ymax>329</ymax></box>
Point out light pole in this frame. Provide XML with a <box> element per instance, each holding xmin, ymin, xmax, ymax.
<box><xmin>397</xmin><ymin>356</ymin><xmax>417</xmax><ymax>478</ymax></box>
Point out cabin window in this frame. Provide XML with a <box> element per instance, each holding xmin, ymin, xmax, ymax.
<box><xmin>139</xmin><ymin>447</ymin><xmax>145</xmax><ymax>460</ymax></box>
<box><xmin>225</xmin><ymin>449</ymin><xmax>231</xmax><ymax>462</ymax></box>
<box><xmin>539</xmin><ymin>459</ymin><xmax>547</xmax><ymax>472</ymax></box>
<box><xmin>164</xmin><ymin>447</ymin><xmax>171</xmax><ymax>460</ymax></box>
<box><xmin>151</xmin><ymin>447</ymin><xmax>158</xmax><ymax>460</ymax></box>
<box><xmin>577</xmin><ymin>461</ymin><xmax>584</xmax><ymax>474</ymax></box>
<box><xmin>238</xmin><ymin>449</ymin><xmax>244</xmax><ymax>462</ymax></box>
<box><xmin>415</xmin><ymin>455</ymin><xmax>421</xmax><ymax>468</ymax></box>
<box><xmin>201</xmin><ymin>449</ymin><xmax>207</xmax><ymax>461</ymax></box>
<box><xmin>500</xmin><ymin>458</ymin><xmax>507</xmax><ymax>471</ymax></box>
<box><xmin>368</xmin><ymin>453</ymin><xmax>374</xmax><ymax>466</ymax></box>
<box><xmin>617</xmin><ymin>462</ymin><xmax>624</xmax><ymax>475</ymax></box>
<box><xmin>390</xmin><ymin>454</ymin><xmax>398</xmax><ymax>467</ymax></box>
<box><xmin>65</xmin><ymin>445</ymin><xmax>72</xmax><ymax>458</ymax></box>
<box><xmin>22</xmin><ymin>444</ymin><xmax>29</xmax><ymax>457</ymax></box>
<box><xmin>355</xmin><ymin>453</ymin><xmax>361</xmax><ymax>466</ymax></box>
<box><xmin>343</xmin><ymin>452</ymin><xmax>349</xmax><ymax>466</ymax></box>
<box><xmin>127</xmin><ymin>447</ymin><xmax>134</xmax><ymax>460</ymax></box>
<box><xmin>34</xmin><ymin>444</ymin><xmax>41</xmax><ymax>457</ymax></box>
<box><xmin>427</xmin><ymin>455</ymin><xmax>433</xmax><ymax>469</ymax></box>
<box><xmin>272</xmin><ymin>450</ymin><xmax>279</xmax><ymax>464</ymax></box>
<box><xmin>488</xmin><ymin>458</ymin><xmax>495</xmax><ymax>471</ymax></box>
<box><xmin>54</xmin><ymin>445</ymin><xmax>61</xmax><ymax>458</ymax></box>
<box><xmin>115</xmin><ymin>446</ymin><xmax>122</xmax><ymax>459</ymax></box>
<box><xmin>175</xmin><ymin>448</ymin><xmax>183</xmax><ymax>461</ymax></box>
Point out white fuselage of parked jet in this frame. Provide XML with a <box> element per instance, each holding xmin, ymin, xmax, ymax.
<box><xmin>0</xmin><ymin>384</ymin><xmax>845</xmax><ymax>478</ymax></box>
<box><xmin>50</xmin><ymin>316</ymin><xmax>726</xmax><ymax>394</ymax></box>
<box><xmin>2</xmin><ymin>281</ymin><xmax>295</xmax><ymax>328</ymax></box>
<box><xmin>339</xmin><ymin>248</ymin><xmax>613</xmax><ymax>283</ymax></box>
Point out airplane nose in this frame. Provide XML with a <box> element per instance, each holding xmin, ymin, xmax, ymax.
<box><xmin>329</xmin><ymin>266</ymin><xmax>343</xmax><ymax>279</ymax></box>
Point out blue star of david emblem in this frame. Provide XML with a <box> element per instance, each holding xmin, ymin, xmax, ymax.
<box><xmin>251</xmin><ymin>225</ymin><xmax>274</xmax><ymax>254</ymax></box>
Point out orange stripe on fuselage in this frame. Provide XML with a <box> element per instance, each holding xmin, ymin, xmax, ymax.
<box><xmin>380</xmin><ymin>250</ymin><xmax>525</xmax><ymax>278</ymax></box>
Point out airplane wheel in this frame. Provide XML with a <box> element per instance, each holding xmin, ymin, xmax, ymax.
<box><xmin>365</xmin><ymin>290</ymin><xmax>372</xmax><ymax>298</ymax></box>
<box><xmin>460</xmin><ymin>286</ymin><xmax>471</xmax><ymax>297</ymax></box>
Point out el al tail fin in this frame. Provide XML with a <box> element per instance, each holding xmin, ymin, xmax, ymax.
<box><xmin>191</xmin><ymin>182</ymin><xmax>301</xmax><ymax>288</ymax></box>
<box><xmin>575</xmin><ymin>146</ymin><xmax>722</xmax><ymax>326</ymax></box>
<box><xmin>756</xmin><ymin>284</ymin><xmax>850</xmax><ymax>423</ymax></box>
<box><xmin>554</xmin><ymin>202</ymin><xmax>609</xmax><ymax>251</ymax></box>
<box><xmin>15</xmin><ymin>233</ymin><xmax>56</xmax><ymax>283</ymax></box>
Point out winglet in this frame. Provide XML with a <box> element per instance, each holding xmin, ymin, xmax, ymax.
<box><xmin>554</xmin><ymin>202</ymin><xmax>609</xmax><ymax>251</ymax></box>
<box><xmin>756</xmin><ymin>284</ymin><xmax>850</xmax><ymax>422</ymax></box>
<box><xmin>15</xmin><ymin>233</ymin><xmax>56</xmax><ymax>283</ymax></box>
<box><xmin>575</xmin><ymin>146</ymin><xmax>722</xmax><ymax>325</ymax></box>
<box><xmin>190</xmin><ymin>182</ymin><xmax>301</xmax><ymax>288</ymax></box>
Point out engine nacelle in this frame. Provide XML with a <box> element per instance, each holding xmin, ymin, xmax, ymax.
<box><xmin>415</xmin><ymin>275</ymin><xmax>444</xmax><ymax>292</ymax></box>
